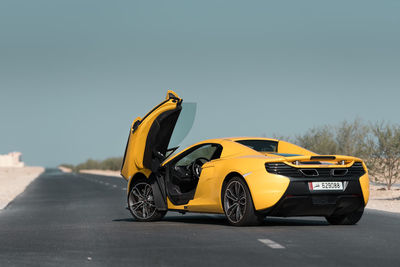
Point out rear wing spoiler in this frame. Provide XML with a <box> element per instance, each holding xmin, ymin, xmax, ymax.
<box><xmin>273</xmin><ymin>155</ymin><xmax>364</xmax><ymax>168</ymax></box>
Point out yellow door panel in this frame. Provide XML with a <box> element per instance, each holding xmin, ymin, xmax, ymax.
<box><xmin>121</xmin><ymin>91</ymin><xmax>182</xmax><ymax>180</ymax></box>
<box><xmin>184</xmin><ymin>163</ymin><xmax>224</xmax><ymax>213</ymax></box>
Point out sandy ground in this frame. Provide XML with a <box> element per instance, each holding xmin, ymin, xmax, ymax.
<box><xmin>58</xmin><ymin>166</ymin><xmax>72</xmax><ymax>173</ymax></box>
<box><xmin>0</xmin><ymin>167</ymin><xmax>44</xmax><ymax>209</ymax></box>
<box><xmin>367</xmin><ymin>184</ymin><xmax>400</xmax><ymax>213</ymax></box>
<box><xmin>78</xmin><ymin>169</ymin><xmax>122</xmax><ymax>177</ymax></box>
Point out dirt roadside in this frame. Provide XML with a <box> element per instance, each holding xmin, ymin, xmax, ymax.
<box><xmin>367</xmin><ymin>184</ymin><xmax>400</xmax><ymax>213</ymax></box>
<box><xmin>0</xmin><ymin>167</ymin><xmax>44</xmax><ymax>209</ymax></box>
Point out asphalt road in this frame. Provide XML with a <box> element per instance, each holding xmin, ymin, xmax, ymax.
<box><xmin>1</xmin><ymin>169</ymin><xmax>399</xmax><ymax>267</ymax></box>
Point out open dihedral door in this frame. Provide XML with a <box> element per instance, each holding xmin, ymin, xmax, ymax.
<box><xmin>121</xmin><ymin>91</ymin><xmax>183</xmax><ymax>211</ymax></box>
<box><xmin>121</xmin><ymin>90</ymin><xmax>182</xmax><ymax>179</ymax></box>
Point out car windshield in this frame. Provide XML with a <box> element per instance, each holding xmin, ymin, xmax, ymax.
<box><xmin>168</xmin><ymin>102</ymin><xmax>197</xmax><ymax>149</ymax></box>
<box><xmin>235</xmin><ymin>139</ymin><xmax>278</xmax><ymax>152</ymax></box>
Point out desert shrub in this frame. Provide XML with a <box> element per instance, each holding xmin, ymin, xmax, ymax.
<box><xmin>295</xmin><ymin>125</ymin><xmax>338</xmax><ymax>155</ymax></box>
<box><xmin>365</xmin><ymin>122</ymin><xmax>400</xmax><ymax>189</ymax></box>
<box><xmin>60</xmin><ymin>157</ymin><xmax>123</xmax><ymax>172</ymax></box>
<box><xmin>271</xmin><ymin>120</ymin><xmax>400</xmax><ymax>189</ymax></box>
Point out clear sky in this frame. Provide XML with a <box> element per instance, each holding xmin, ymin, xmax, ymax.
<box><xmin>1</xmin><ymin>0</ymin><xmax>399</xmax><ymax>167</ymax></box>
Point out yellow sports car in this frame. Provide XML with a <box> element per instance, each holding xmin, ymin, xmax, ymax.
<box><xmin>121</xmin><ymin>91</ymin><xmax>369</xmax><ymax>226</ymax></box>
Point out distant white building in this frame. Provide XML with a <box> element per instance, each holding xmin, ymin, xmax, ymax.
<box><xmin>0</xmin><ymin>152</ymin><xmax>24</xmax><ymax>167</ymax></box>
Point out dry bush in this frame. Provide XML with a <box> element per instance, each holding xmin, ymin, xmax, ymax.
<box><xmin>365</xmin><ymin>122</ymin><xmax>400</xmax><ymax>189</ymax></box>
<box><xmin>276</xmin><ymin>120</ymin><xmax>400</xmax><ymax>189</ymax></box>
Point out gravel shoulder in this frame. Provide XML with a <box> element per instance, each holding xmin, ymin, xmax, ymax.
<box><xmin>0</xmin><ymin>167</ymin><xmax>44</xmax><ymax>209</ymax></box>
<box><xmin>366</xmin><ymin>184</ymin><xmax>400</xmax><ymax>214</ymax></box>
<box><xmin>78</xmin><ymin>169</ymin><xmax>122</xmax><ymax>177</ymax></box>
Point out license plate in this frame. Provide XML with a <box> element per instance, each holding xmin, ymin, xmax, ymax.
<box><xmin>309</xmin><ymin>181</ymin><xmax>343</xmax><ymax>191</ymax></box>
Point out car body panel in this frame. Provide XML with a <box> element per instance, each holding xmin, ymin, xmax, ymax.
<box><xmin>359</xmin><ymin>162</ymin><xmax>370</xmax><ymax>204</ymax></box>
<box><xmin>164</xmin><ymin>137</ymin><xmax>369</xmax><ymax>212</ymax></box>
<box><xmin>127</xmin><ymin>136</ymin><xmax>370</xmax><ymax>213</ymax></box>
<box><xmin>123</xmin><ymin>91</ymin><xmax>370</xmax><ymax>219</ymax></box>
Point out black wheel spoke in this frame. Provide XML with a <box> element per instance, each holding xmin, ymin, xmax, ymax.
<box><xmin>132</xmin><ymin>187</ymin><xmax>143</xmax><ymax>199</ymax></box>
<box><xmin>144</xmin><ymin>185</ymin><xmax>151</xmax><ymax>197</ymax></box>
<box><xmin>131</xmin><ymin>201</ymin><xmax>144</xmax><ymax>211</ymax></box>
<box><xmin>227</xmin><ymin>203</ymin><xmax>238</xmax><ymax>216</ymax></box>
<box><xmin>147</xmin><ymin>202</ymin><xmax>156</xmax><ymax>208</ymax></box>
<box><xmin>234</xmin><ymin>182</ymin><xmax>240</xmax><ymax>195</ymax></box>
<box><xmin>142</xmin><ymin>203</ymin><xmax>146</xmax><ymax>218</ymax></box>
<box><xmin>239</xmin><ymin>196</ymin><xmax>246</xmax><ymax>206</ymax></box>
<box><xmin>235</xmin><ymin>205</ymin><xmax>241</xmax><ymax>221</ymax></box>
<box><xmin>226</xmin><ymin>189</ymin><xmax>237</xmax><ymax>201</ymax></box>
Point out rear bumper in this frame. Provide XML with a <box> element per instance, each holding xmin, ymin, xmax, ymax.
<box><xmin>258</xmin><ymin>179</ymin><xmax>365</xmax><ymax>217</ymax></box>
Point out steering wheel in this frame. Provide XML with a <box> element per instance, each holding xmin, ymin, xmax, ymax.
<box><xmin>191</xmin><ymin>157</ymin><xmax>209</xmax><ymax>179</ymax></box>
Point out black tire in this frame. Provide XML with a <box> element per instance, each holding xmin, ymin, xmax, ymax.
<box><xmin>127</xmin><ymin>179</ymin><xmax>167</xmax><ymax>222</ymax></box>
<box><xmin>222</xmin><ymin>177</ymin><xmax>264</xmax><ymax>226</ymax></box>
<box><xmin>325</xmin><ymin>207</ymin><xmax>364</xmax><ymax>225</ymax></box>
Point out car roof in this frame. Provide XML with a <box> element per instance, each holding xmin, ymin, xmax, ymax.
<box><xmin>193</xmin><ymin>137</ymin><xmax>279</xmax><ymax>144</ymax></box>
<box><xmin>162</xmin><ymin>137</ymin><xmax>281</xmax><ymax>165</ymax></box>
<box><xmin>224</xmin><ymin>137</ymin><xmax>279</xmax><ymax>142</ymax></box>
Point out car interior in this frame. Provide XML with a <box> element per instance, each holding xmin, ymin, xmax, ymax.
<box><xmin>164</xmin><ymin>143</ymin><xmax>222</xmax><ymax>205</ymax></box>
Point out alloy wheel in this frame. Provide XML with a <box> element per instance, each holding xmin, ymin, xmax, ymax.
<box><xmin>128</xmin><ymin>182</ymin><xmax>156</xmax><ymax>220</ymax></box>
<box><xmin>224</xmin><ymin>180</ymin><xmax>247</xmax><ymax>223</ymax></box>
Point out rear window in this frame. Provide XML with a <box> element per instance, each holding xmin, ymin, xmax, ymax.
<box><xmin>235</xmin><ymin>140</ymin><xmax>278</xmax><ymax>152</ymax></box>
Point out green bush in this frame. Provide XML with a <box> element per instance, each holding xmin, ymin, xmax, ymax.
<box><xmin>294</xmin><ymin>119</ymin><xmax>369</xmax><ymax>158</ymax></box>
<box><xmin>59</xmin><ymin>157</ymin><xmax>123</xmax><ymax>172</ymax></box>
<box><xmin>282</xmin><ymin>119</ymin><xmax>400</xmax><ymax>189</ymax></box>
<box><xmin>365</xmin><ymin>122</ymin><xmax>400</xmax><ymax>189</ymax></box>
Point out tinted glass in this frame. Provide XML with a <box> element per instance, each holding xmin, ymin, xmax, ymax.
<box><xmin>176</xmin><ymin>144</ymin><xmax>218</xmax><ymax>166</ymax></box>
<box><xmin>235</xmin><ymin>140</ymin><xmax>278</xmax><ymax>152</ymax></box>
<box><xmin>168</xmin><ymin>102</ymin><xmax>197</xmax><ymax>148</ymax></box>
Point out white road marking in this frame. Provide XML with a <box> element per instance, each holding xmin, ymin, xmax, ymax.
<box><xmin>105</xmin><ymin>183</ymin><xmax>109</xmax><ymax>186</ymax></box>
<box><xmin>122</xmin><ymin>187</ymin><xmax>127</xmax><ymax>190</ymax></box>
<box><xmin>99</xmin><ymin>181</ymin><xmax>104</xmax><ymax>184</ymax></box>
<box><xmin>258</xmin><ymin>239</ymin><xmax>285</xmax><ymax>249</ymax></box>
<box><xmin>113</xmin><ymin>185</ymin><xmax>117</xmax><ymax>188</ymax></box>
